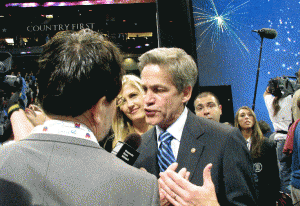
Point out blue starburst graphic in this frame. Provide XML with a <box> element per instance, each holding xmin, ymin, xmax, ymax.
<box><xmin>193</xmin><ymin>0</ymin><xmax>250</xmax><ymax>56</ymax></box>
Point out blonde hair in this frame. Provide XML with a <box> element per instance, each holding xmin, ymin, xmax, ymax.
<box><xmin>112</xmin><ymin>74</ymin><xmax>144</xmax><ymax>148</ymax></box>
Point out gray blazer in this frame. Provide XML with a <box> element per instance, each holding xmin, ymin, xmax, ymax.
<box><xmin>0</xmin><ymin>133</ymin><xmax>159</xmax><ymax>206</ymax></box>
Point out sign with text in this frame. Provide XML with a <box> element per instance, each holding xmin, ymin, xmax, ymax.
<box><xmin>27</xmin><ymin>23</ymin><xmax>96</xmax><ymax>32</ymax></box>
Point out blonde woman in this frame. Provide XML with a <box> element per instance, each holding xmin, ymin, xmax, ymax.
<box><xmin>103</xmin><ymin>75</ymin><xmax>151</xmax><ymax>151</ymax></box>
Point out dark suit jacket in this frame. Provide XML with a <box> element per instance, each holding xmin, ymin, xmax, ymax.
<box><xmin>252</xmin><ymin>138</ymin><xmax>280</xmax><ymax>206</ymax></box>
<box><xmin>0</xmin><ymin>133</ymin><xmax>159</xmax><ymax>206</ymax></box>
<box><xmin>134</xmin><ymin>110</ymin><xmax>258</xmax><ymax>206</ymax></box>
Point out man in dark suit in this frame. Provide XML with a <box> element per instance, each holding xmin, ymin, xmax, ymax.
<box><xmin>0</xmin><ymin>29</ymin><xmax>159</xmax><ymax>206</ymax></box>
<box><xmin>133</xmin><ymin>47</ymin><xmax>257</xmax><ymax>205</ymax></box>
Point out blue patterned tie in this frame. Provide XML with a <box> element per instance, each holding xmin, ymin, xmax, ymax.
<box><xmin>157</xmin><ymin>131</ymin><xmax>176</xmax><ymax>172</ymax></box>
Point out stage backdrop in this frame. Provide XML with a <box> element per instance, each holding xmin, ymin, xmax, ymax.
<box><xmin>192</xmin><ymin>0</ymin><xmax>300</xmax><ymax>130</ymax></box>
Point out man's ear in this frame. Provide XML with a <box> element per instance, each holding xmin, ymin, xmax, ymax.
<box><xmin>91</xmin><ymin>97</ymin><xmax>108</xmax><ymax>124</ymax></box>
<box><xmin>219</xmin><ymin>105</ymin><xmax>222</xmax><ymax>115</ymax></box>
<box><xmin>182</xmin><ymin>85</ymin><xmax>193</xmax><ymax>104</ymax></box>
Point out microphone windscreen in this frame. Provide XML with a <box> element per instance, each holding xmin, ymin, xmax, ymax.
<box><xmin>260</xmin><ymin>28</ymin><xmax>277</xmax><ymax>39</ymax></box>
<box><xmin>124</xmin><ymin>133</ymin><xmax>142</xmax><ymax>150</ymax></box>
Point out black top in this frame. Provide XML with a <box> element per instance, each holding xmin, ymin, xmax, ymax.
<box><xmin>252</xmin><ymin>138</ymin><xmax>280</xmax><ymax>206</ymax></box>
<box><xmin>99</xmin><ymin>129</ymin><xmax>114</xmax><ymax>152</ymax></box>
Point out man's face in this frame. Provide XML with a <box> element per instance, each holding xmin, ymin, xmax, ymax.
<box><xmin>104</xmin><ymin>99</ymin><xmax>116</xmax><ymax>137</ymax></box>
<box><xmin>94</xmin><ymin>98</ymin><xmax>116</xmax><ymax>142</ymax></box>
<box><xmin>25</xmin><ymin>104</ymin><xmax>46</xmax><ymax>127</ymax></box>
<box><xmin>194</xmin><ymin>95</ymin><xmax>222</xmax><ymax>122</ymax></box>
<box><xmin>141</xmin><ymin>64</ymin><xmax>191</xmax><ymax>130</ymax></box>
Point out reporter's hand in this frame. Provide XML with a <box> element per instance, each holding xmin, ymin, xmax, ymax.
<box><xmin>159</xmin><ymin>163</ymin><xmax>219</xmax><ymax>206</ymax></box>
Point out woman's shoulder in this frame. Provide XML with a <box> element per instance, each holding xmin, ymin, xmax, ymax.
<box><xmin>261</xmin><ymin>137</ymin><xmax>276</xmax><ymax>151</ymax></box>
<box><xmin>251</xmin><ymin>138</ymin><xmax>277</xmax><ymax>162</ymax></box>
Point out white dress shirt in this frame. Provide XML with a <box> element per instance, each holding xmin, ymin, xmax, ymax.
<box><xmin>31</xmin><ymin>120</ymin><xmax>99</xmax><ymax>144</ymax></box>
<box><xmin>156</xmin><ymin>107</ymin><xmax>188</xmax><ymax>160</ymax></box>
<box><xmin>246</xmin><ymin>137</ymin><xmax>252</xmax><ymax>151</ymax></box>
<box><xmin>264</xmin><ymin>94</ymin><xmax>292</xmax><ymax>140</ymax></box>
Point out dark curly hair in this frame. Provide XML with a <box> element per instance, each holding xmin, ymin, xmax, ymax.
<box><xmin>37</xmin><ymin>29</ymin><xmax>123</xmax><ymax>117</ymax></box>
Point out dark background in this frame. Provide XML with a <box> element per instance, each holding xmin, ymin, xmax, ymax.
<box><xmin>0</xmin><ymin>0</ymin><xmax>237</xmax><ymax>124</ymax></box>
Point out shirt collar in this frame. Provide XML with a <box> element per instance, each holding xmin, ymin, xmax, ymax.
<box><xmin>246</xmin><ymin>137</ymin><xmax>252</xmax><ymax>150</ymax></box>
<box><xmin>31</xmin><ymin>120</ymin><xmax>99</xmax><ymax>144</ymax></box>
<box><xmin>156</xmin><ymin>107</ymin><xmax>188</xmax><ymax>142</ymax></box>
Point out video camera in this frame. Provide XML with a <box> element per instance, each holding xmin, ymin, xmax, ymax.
<box><xmin>268</xmin><ymin>76</ymin><xmax>300</xmax><ymax>98</ymax></box>
<box><xmin>0</xmin><ymin>74</ymin><xmax>22</xmax><ymax>97</ymax></box>
<box><xmin>0</xmin><ymin>52</ymin><xmax>28</xmax><ymax>142</ymax></box>
<box><xmin>0</xmin><ymin>52</ymin><xmax>15</xmax><ymax>98</ymax></box>
<box><xmin>0</xmin><ymin>74</ymin><xmax>28</xmax><ymax>142</ymax></box>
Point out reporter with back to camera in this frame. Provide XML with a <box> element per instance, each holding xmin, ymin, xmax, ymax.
<box><xmin>264</xmin><ymin>77</ymin><xmax>293</xmax><ymax>195</ymax></box>
<box><xmin>0</xmin><ymin>29</ymin><xmax>160</xmax><ymax>205</ymax></box>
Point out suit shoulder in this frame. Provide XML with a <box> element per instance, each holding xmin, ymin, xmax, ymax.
<box><xmin>140</xmin><ymin>127</ymin><xmax>156</xmax><ymax>145</ymax></box>
<box><xmin>190</xmin><ymin>114</ymin><xmax>239</xmax><ymax>136</ymax></box>
<box><xmin>0</xmin><ymin>140</ymin><xmax>38</xmax><ymax>159</ymax></box>
<box><xmin>142</xmin><ymin>127</ymin><xmax>155</xmax><ymax>139</ymax></box>
<box><xmin>187</xmin><ymin>113</ymin><xmax>246</xmax><ymax>146</ymax></box>
<box><xmin>261</xmin><ymin>137</ymin><xmax>276</xmax><ymax>151</ymax></box>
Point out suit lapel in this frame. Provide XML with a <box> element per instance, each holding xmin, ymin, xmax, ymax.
<box><xmin>176</xmin><ymin>111</ymin><xmax>205</xmax><ymax>179</ymax></box>
<box><xmin>139</xmin><ymin>128</ymin><xmax>160</xmax><ymax>177</ymax></box>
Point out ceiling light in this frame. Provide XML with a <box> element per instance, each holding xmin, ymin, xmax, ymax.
<box><xmin>5</xmin><ymin>38</ymin><xmax>14</xmax><ymax>44</ymax></box>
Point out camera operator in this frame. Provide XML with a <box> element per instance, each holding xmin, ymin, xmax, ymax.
<box><xmin>264</xmin><ymin>77</ymin><xmax>293</xmax><ymax>195</ymax></box>
<box><xmin>0</xmin><ymin>74</ymin><xmax>21</xmax><ymax>140</ymax></box>
<box><xmin>292</xmin><ymin>69</ymin><xmax>300</xmax><ymax>121</ymax></box>
<box><xmin>0</xmin><ymin>72</ymin><xmax>37</xmax><ymax>143</ymax></box>
<box><xmin>6</xmin><ymin>92</ymin><xmax>46</xmax><ymax>142</ymax></box>
<box><xmin>0</xmin><ymin>106</ymin><xmax>13</xmax><ymax>145</ymax></box>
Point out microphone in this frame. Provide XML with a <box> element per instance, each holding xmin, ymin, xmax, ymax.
<box><xmin>111</xmin><ymin>133</ymin><xmax>142</xmax><ymax>166</ymax></box>
<box><xmin>252</xmin><ymin>28</ymin><xmax>277</xmax><ymax>39</ymax></box>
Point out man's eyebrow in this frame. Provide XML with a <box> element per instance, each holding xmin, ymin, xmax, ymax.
<box><xmin>196</xmin><ymin>101</ymin><xmax>216</xmax><ymax>107</ymax></box>
<box><xmin>195</xmin><ymin>103</ymin><xmax>204</xmax><ymax>107</ymax></box>
<box><xmin>143</xmin><ymin>84</ymin><xmax>167</xmax><ymax>89</ymax></box>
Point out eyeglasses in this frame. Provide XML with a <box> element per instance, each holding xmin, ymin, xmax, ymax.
<box><xmin>116</xmin><ymin>96</ymin><xmax>126</xmax><ymax>107</ymax></box>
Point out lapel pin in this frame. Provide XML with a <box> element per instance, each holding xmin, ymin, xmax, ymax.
<box><xmin>191</xmin><ymin>148</ymin><xmax>196</xmax><ymax>153</ymax></box>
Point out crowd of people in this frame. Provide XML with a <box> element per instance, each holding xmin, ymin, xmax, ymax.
<box><xmin>1</xmin><ymin>28</ymin><xmax>300</xmax><ymax>205</ymax></box>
